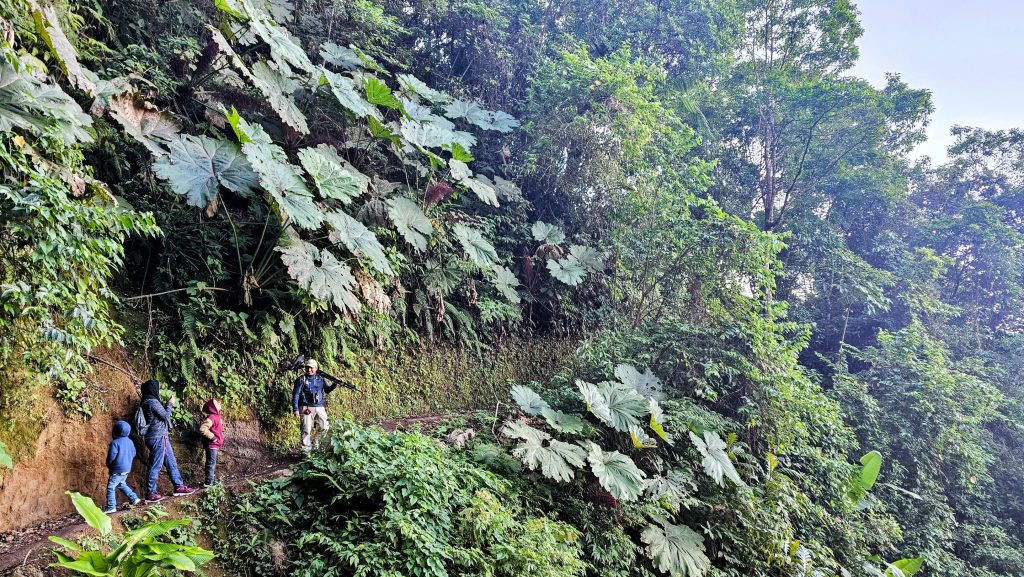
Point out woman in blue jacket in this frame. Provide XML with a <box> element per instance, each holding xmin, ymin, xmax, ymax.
<box><xmin>140</xmin><ymin>379</ymin><xmax>195</xmax><ymax>502</ymax></box>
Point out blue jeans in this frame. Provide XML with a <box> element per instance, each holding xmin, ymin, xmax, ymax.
<box><xmin>106</xmin><ymin>472</ymin><xmax>139</xmax><ymax>511</ymax></box>
<box><xmin>205</xmin><ymin>448</ymin><xmax>218</xmax><ymax>485</ymax></box>
<box><xmin>146</xmin><ymin>435</ymin><xmax>184</xmax><ymax>495</ymax></box>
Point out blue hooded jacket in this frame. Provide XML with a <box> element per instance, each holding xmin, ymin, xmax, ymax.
<box><xmin>106</xmin><ymin>420</ymin><xmax>136</xmax><ymax>474</ymax></box>
<box><xmin>140</xmin><ymin>379</ymin><xmax>174</xmax><ymax>441</ymax></box>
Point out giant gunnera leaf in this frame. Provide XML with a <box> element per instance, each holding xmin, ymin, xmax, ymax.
<box><xmin>532</xmin><ymin>221</ymin><xmax>565</xmax><ymax>246</ymax></box>
<box><xmin>387</xmin><ymin>197</ymin><xmax>433</xmax><ymax>251</ymax></box>
<box><xmin>503</xmin><ymin>421</ymin><xmax>586</xmax><ymax>483</ymax></box>
<box><xmin>153</xmin><ymin>135</ymin><xmax>258</xmax><ymax>210</ymax></box>
<box><xmin>324</xmin><ymin>210</ymin><xmax>393</xmax><ymax>275</ymax></box>
<box><xmin>577</xmin><ymin>379</ymin><xmax>648</xmax><ymax>433</ymax></box>
<box><xmin>641</xmin><ymin>518</ymin><xmax>711</xmax><ymax>577</ymax></box>
<box><xmin>276</xmin><ymin>241</ymin><xmax>360</xmax><ymax>314</ymax></box>
<box><xmin>689</xmin><ymin>431</ymin><xmax>743</xmax><ymax>487</ymax></box>
<box><xmin>547</xmin><ymin>257</ymin><xmax>586</xmax><ymax>286</ymax></box>
<box><xmin>587</xmin><ymin>442</ymin><xmax>646</xmax><ymax>501</ymax></box>
<box><xmin>453</xmin><ymin>224</ymin><xmax>499</xmax><ymax>268</ymax></box>
<box><xmin>491</xmin><ymin>265</ymin><xmax>521</xmax><ymax>304</ymax></box>
<box><xmin>511</xmin><ymin>385</ymin><xmax>548</xmax><ymax>416</ymax></box>
<box><xmin>297</xmin><ymin>144</ymin><xmax>362</xmax><ymax>203</ymax></box>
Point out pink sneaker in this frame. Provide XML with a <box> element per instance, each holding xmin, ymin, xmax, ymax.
<box><xmin>172</xmin><ymin>486</ymin><xmax>196</xmax><ymax>496</ymax></box>
<box><xmin>145</xmin><ymin>493</ymin><xmax>165</xmax><ymax>503</ymax></box>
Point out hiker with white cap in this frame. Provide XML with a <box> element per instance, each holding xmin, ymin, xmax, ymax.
<box><xmin>291</xmin><ymin>358</ymin><xmax>337</xmax><ymax>451</ymax></box>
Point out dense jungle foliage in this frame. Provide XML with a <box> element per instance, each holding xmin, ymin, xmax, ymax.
<box><xmin>2</xmin><ymin>0</ymin><xmax>1024</xmax><ymax>576</ymax></box>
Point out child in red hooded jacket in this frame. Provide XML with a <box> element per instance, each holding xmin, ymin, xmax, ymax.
<box><xmin>198</xmin><ymin>399</ymin><xmax>224</xmax><ymax>487</ymax></box>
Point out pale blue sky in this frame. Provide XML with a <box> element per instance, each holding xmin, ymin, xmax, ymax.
<box><xmin>849</xmin><ymin>0</ymin><xmax>1024</xmax><ymax>162</ymax></box>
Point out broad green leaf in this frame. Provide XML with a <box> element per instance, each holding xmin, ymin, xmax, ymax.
<box><xmin>532</xmin><ymin>221</ymin><xmax>566</xmax><ymax>246</ymax></box>
<box><xmin>363</xmin><ymin>76</ymin><xmax>402</xmax><ymax>110</ymax></box>
<box><xmin>450</xmin><ymin>142</ymin><xmax>474</xmax><ymax>162</ymax></box>
<box><xmin>400</xmin><ymin>119</ymin><xmax>455</xmax><ymax>149</ymax></box>
<box><xmin>31</xmin><ymin>3</ymin><xmax>95</xmax><ymax>94</ymax></box>
<box><xmin>0</xmin><ymin>441</ymin><xmax>11</xmax><ymax>468</ymax></box>
<box><xmin>48</xmin><ymin>536</ymin><xmax>81</xmax><ymax>551</ymax></box>
<box><xmin>579</xmin><ymin>380</ymin><xmax>647</xmax><ymax>432</ymax></box>
<box><xmin>67</xmin><ymin>491</ymin><xmax>112</xmax><ymax>536</ymax></box>
<box><xmin>153</xmin><ymin>135</ymin><xmax>258</xmax><ymax>209</ymax></box>
<box><xmin>108</xmin><ymin>93</ymin><xmax>180</xmax><ymax>155</ymax></box>
<box><xmin>649</xmin><ymin>398</ymin><xmax>672</xmax><ymax>444</ymax></box>
<box><xmin>297</xmin><ymin>145</ymin><xmax>362</xmax><ymax>203</ymax></box>
<box><xmin>541</xmin><ymin>407</ymin><xmax>586</xmax><ymax>435</ymax></box>
<box><xmin>0</xmin><ymin>56</ymin><xmax>92</xmax><ymax>143</ymax></box>
<box><xmin>322</xmin><ymin>69</ymin><xmax>379</xmax><ymax>119</ymax></box>
<box><xmin>493</xmin><ymin>176</ymin><xmax>524</xmax><ymax>202</ymax></box>
<box><xmin>859</xmin><ymin>450</ymin><xmax>883</xmax><ymax>490</ymax></box>
<box><xmin>547</xmin><ymin>258</ymin><xmax>586</xmax><ymax>286</ymax></box>
<box><xmin>587</xmin><ymin>442</ymin><xmax>645</xmax><ymax>501</ymax></box>
<box><xmin>324</xmin><ymin>211</ymin><xmax>392</xmax><ymax>275</ymax></box>
<box><xmin>570</xmin><ymin>244</ymin><xmax>605</xmax><ymax>273</ymax></box>
<box><xmin>689</xmin><ymin>431</ymin><xmax>743</xmax><ymax>487</ymax></box>
<box><xmin>503</xmin><ymin>421</ymin><xmax>586</xmax><ymax>483</ymax></box>
<box><xmin>53</xmin><ymin>551</ymin><xmax>110</xmax><ymax>576</ymax></box>
<box><xmin>449</xmin><ymin>158</ymin><xmax>472</xmax><ymax>181</ymax></box>
<box><xmin>630</xmin><ymin>425</ymin><xmax>657</xmax><ymax>448</ymax></box>
<box><xmin>320</xmin><ymin>42</ymin><xmax>361</xmax><ymax>70</ymax></box>
<box><xmin>225</xmin><ymin>106</ymin><xmax>274</xmax><ymax>147</ymax></box>
<box><xmin>387</xmin><ymin>197</ymin><xmax>433</xmax><ymax>251</ymax></box>
<box><xmin>491</xmin><ymin>265</ymin><xmax>520</xmax><ymax>304</ymax></box>
<box><xmin>276</xmin><ymin>241</ymin><xmax>360</xmax><ymax>314</ymax></box>
<box><xmin>487</xmin><ymin>110</ymin><xmax>520</xmax><ymax>133</ymax></box>
<box><xmin>161</xmin><ymin>551</ymin><xmax>196</xmax><ymax>571</ymax></box>
<box><xmin>890</xmin><ymin>557</ymin><xmax>924</xmax><ymax>577</ymax></box>
<box><xmin>641</xmin><ymin>519</ymin><xmax>711</xmax><ymax>577</ymax></box>
<box><xmin>244</xmin><ymin>144</ymin><xmax>324</xmax><ymax>230</ymax></box>
<box><xmin>445</xmin><ymin>98</ymin><xmax>494</xmax><ymax>129</ymax></box>
<box><xmin>461</xmin><ymin>176</ymin><xmax>499</xmax><ymax>207</ymax></box>
<box><xmin>511</xmin><ymin>385</ymin><xmax>548</xmax><ymax>416</ymax></box>
<box><xmin>616</xmin><ymin>364</ymin><xmax>663</xmax><ymax>399</ymax></box>
<box><xmin>246</xmin><ymin>6</ymin><xmax>315</xmax><ymax>73</ymax></box>
<box><xmin>249</xmin><ymin>60</ymin><xmax>308</xmax><ymax>134</ymax></box>
<box><xmin>453</xmin><ymin>224</ymin><xmax>499</xmax><ymax>268</ymax></box>
<box><xmin>397</xmin><ymin>73</ymin><xmax>451</xmax><ymax>103</ymax></box>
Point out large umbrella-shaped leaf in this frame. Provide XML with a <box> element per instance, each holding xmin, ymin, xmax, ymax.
<box><xmin>569</xmin><ymin>244</ymin><xmax>605</xmax><ymax>273</ymax></box>
<box><xmin>276</xmin><ymin>241</ymin><xmax>360</xmax><ymax>314</ymax></box>
<box><xmin>322</xmin><ymin>69</ymin><xmax>379</xmax><ymax>119</ymax></box>
<box><xmin>511</xmin><ymin>385</ymin><xmax>548</xmax><ymax>416</ymax></box>
<box><xmin>320</xmin><ymin>43</ymin><xmax>362</xmax><ymax>70</ymax></box>
<box><xmin>503</xmin><ymin>421</ymin><xmax>586</xmax><ymax>483</ymax></box>
<box><xmin>578</xmin><ymin>380</ymin><xmax>648</xmax><ymax>432</ymax></box>
<box><xmin>641</xmin><ymin>518</ymin><xmax>711</xmax><ymax>577</ymax></box>
<box><xmin>587</xmin><ymin>442</ymin><xmax>645</xmax><ymax>501</ymax></box>
<box><xmin>461</xmin><ymin>176</ymin><xmax>499</xmax><ymax>207</ymax></box>
<box><xmin>363</xmin><ymin>75</ymin><xmax>402</xmax><ymax>110</ymax></box>
<box><xmin>547</xmin><ymin>258</ymin><xmax>586</xmax><ymax>286</ymax></box>
<box><xmin>491</xmin><ymin>265</ymin><xmax>521</xmax><ymax>304</ymax></box>
<box><xmin>324</xmin><ymin>210</ymin><xmax>393</xmax><ymax>275</ymax></box>
<box><xmin>153</xmin><ymin>135</ymin><xmax>258</xmax><ymax>209</ymax></box>
<box><xmin>397</xmin><ymin>73</ymin><xmax>451</xmax><ymax>104</ymax></box>
<box><xmin>387</xmin><ymin>197</ymin><xmax>433</xmax><ymax>251</ymax></box>
<box><xmin>532</xmin><ymin>221</ymin><xmax>565</xmax><ymax>246</ymax></box>
<box><xmin>298</xmin><ymin>144</ymin><xmax>362</xmax><ymax>203</ymax></box>
<box><xmin>453</xmin><ymin>224</ymin><xmax>499</xmax><ymax>268</ymax></box>
<box><xmin>542</xmin><ymin>408</ymin><xmax>586</xmax><ymax>435</ymax></box>
<box><xmin>250</xmin><ymin>60</ymin><xmax>308</xmax><ymax>134</ymax></box>
<box><xmin>31</xmin><ymin>3</ymin><xmax>95</xmax><ymax>94</ymax></box>
<box><xmin>246</xmin><ymin>6</ymin><xmax>315</xmax><ymax>73</ymax></box>
<box><xmin>616</xmin><ymin>364</ymin><xmax>664</xmax><ymax>400</ymax></box>
<box><xmin>689</xmin><ymin>431</ymin><xmax>743</xmax><ymax>487</ymax></box>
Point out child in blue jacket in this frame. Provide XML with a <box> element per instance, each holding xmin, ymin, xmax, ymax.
<box><xmin>104</xmin><ymin>420</ymin><xmax>141</xmax><ymax>513</ymax></box>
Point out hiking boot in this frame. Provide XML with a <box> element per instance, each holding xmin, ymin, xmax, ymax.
<box><xmin>172</xmin><ymin>486</ymin><xmax>196</xmax><ymax>496</ymax></box>
<box><xmin>145</xmin><ymin>493</ymin><xmax>165</xmax><ymax>503</ymax></box>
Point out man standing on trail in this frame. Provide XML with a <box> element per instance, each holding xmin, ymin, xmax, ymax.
<box><xmin>292</xmin><ymin>359</ymin><xmax>336</xmax><ymax>451</ymax></box>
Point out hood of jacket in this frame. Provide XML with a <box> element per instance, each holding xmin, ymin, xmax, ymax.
<box><xmin>141</xmin><ymin>379</ymin><xmax>160</xmax><ymax>399</ymax></box>
<box><xmin>112</xmin><ymin>420</ymin><xmax>130</xmax><ymax>438</ymax></box>
<box><xmin>203</xmin><ymin>399</ymin><xmax>221</xmax><ymax>415</ymax></box>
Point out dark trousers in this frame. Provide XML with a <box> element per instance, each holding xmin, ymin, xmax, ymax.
<box><xmin>205</xmin><ymin>448</ymin><xmax>218</xmax><ymax>485</ymax></box>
